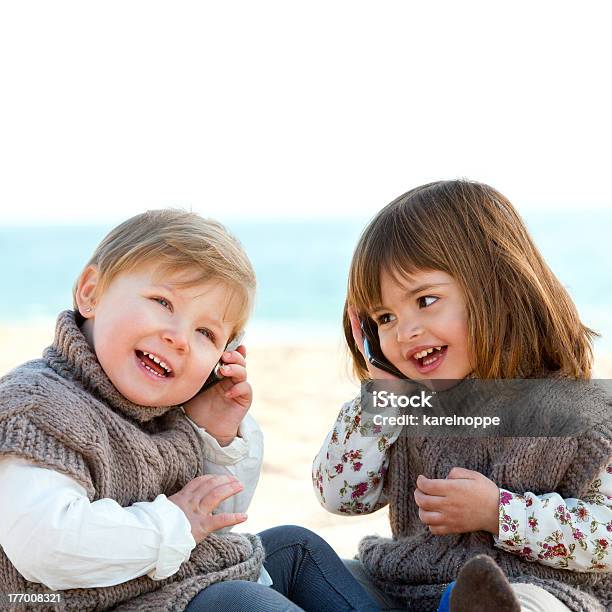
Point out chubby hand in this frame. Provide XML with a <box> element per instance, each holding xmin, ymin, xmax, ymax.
<box><xmin>183</xmin><ymin>345</ymin><xmax>252</xmax><ymax>447</ymax></box>
<box><xmin>414</xmin><ymin>467</ymin><xmax>500</xmax><ymax>536</ymax></box>
<box><xmin>168</xmin><ymin>474</ymin><xmax>247</xmax><ymax>543</ymax></box>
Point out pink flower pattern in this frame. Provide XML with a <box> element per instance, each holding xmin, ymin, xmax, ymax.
<box><xmin>313</xmin><ymin>395</ymin><xmax>612</xmax><ymax>572</ymax></box>
<box><xmin>495</xmin><ymin>466</ymin><xmax>612</xmax><ymax>571</ymax></box>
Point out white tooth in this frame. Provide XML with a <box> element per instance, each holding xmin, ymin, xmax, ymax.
<box><xmin>152</xmin><ymin>355</ymin><xmax>161</xmax><ymax>364</ymax></box>
<box><xmin>140</xmin><ymin>359</ymin><xmax>168</xmax><ymax>377</ymax></box>
<box><xmin>435</xmin><ymin>346</ymin><xmax>441</xmax><ymax>350</ymax></box>
<box><xmin>414</xmin><ymin>347</ymin><xmax>441</xmax><ymax>360</ymax></box>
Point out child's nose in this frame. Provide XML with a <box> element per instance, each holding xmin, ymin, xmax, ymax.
<box><xmin>162</xmin><ymin>325</ymin><xmax>190</xmax><ymax>353</ymax></box>
<box><xmin>396</xmin><ymin>318</ymin><xmax>424</xmax><ymax>344</ymax></box>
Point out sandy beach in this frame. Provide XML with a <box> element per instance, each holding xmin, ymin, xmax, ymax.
<box><xmin>2</xmin><ymin>321</ymin><xmax>611</xmax><ymax>558</ymax></box>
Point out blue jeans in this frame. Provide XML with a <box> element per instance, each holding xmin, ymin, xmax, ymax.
<box><xmin>437</xmin><ymin>581</ymin><xmax>455</xmax><ymax>612</ymax></box>
<box><xmin>185</xmin><ymin>525</ymin><xmax>379</xmax><ymax>611</ymax></box>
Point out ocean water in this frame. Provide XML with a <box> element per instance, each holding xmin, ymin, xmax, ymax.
<box><xmin>0</xmin><ymin>213</ymin><xmax>610</xmax><ymax>350</ymax></box>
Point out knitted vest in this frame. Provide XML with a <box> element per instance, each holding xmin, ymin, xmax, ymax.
<box><xmin>0</xmin><ymin>310</ymin><xmax>264</xmax><ymax>611</ymax></box>
<box><xmin>358</xmin><ymin>377</ymin><xmax>612</xmax><ymax>612</ymax></box>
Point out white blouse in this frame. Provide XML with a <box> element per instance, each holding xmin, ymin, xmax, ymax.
<box><xmin>0</xmin><ymin>410</ymin><xmax>272</xmax><ymax>590</ymax></box>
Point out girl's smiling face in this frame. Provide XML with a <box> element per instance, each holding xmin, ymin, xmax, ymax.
<box><xmin>371</xmin><ymin>269</ymin><xmax>473</xmax><ymax>382</ymax></box>
<box><xmin>76</xmin><ymin>262</ymin><xmax>238</xmax><ymax>407</ymax></box>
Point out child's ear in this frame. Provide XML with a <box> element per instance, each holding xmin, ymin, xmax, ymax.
<box><xmin>75</xmin><ymin>265</ymin><xmax>100</xmax><ymax>317</ymax></box>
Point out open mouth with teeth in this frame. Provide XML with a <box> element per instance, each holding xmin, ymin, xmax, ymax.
<box><xmin>412</xmin><ymin>345</ymin><xmax>448</xmax><ymax>367</ymax></box>
<box><xmin>135</xmin><ymin>350</ymin><xmax>174</xmax><ymax>378</ymax></box>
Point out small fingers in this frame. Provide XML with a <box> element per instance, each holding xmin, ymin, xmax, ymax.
<box><xmin>225</xmin><ymin>381</ymin><xmax>251</xmax><ymax>400</ymax></box>
<box><xmin>416</xmin><ymin>475</ymin><xmax>452</xmax><ymax>496</ymax></box>
<box><xmin>418</xmin><ymin>508</ymin><xmax>445</xmax><ymax>526</ymax></box>
<box><xmin>183</xmin><ymin>474</ymin><xmax>233</xmax><ymax>493</ymax></box>
<box><xmin>219</xmin><ymin>363</ymin><xmax>247</xmax><ymax>383</ymax></box>
<box><xmin>414</xmin><ymin>488</ymin><xmax>446</xmax><ymax>511</ymax></box>
<box><xmin>428</xmin><ymin>524</ymin><xmax>454</xmax><ymax>536</ymax></box>
<box><xmin>190</xmin><ymin>474</ymin><xmax>239</xmax><ymax>496</ymax></box>
<box><xmin>209</xmin><ymin>512</ymin><xmax>248</xmax><ymax>532</ymax></box>
<box><xmin>199</xmin><ymin>480</ymin><xmax>245</xmax><ymax>514</ymax></box>
<box><xmin>222</xmin><ymin>349</ymin><xmax>246</xmax><ymax>367</ymax></box>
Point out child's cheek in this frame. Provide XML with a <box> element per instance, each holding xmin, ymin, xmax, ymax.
<box><xmin>379</xmin><ymin>329</ymin><xmax>400</xmax><ymax>365</ymax></box>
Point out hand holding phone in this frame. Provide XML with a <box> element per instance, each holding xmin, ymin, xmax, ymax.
<box><xmin>200</xmin><ymin>331</ymin><xmax>245</xmax><ymax>393</ymax></box>
<box><xmin>184</xmin><ymin>334</ymin><xmax>252</xmax><ymax>447</ymax></box>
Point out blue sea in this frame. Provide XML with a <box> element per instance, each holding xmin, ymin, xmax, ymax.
<box><xmin>1</xmin><ymin>213</ymin><xmax>611</xmax><ymax>351</ymax></box>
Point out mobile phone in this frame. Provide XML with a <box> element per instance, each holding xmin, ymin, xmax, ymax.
<box><xmin>200</xmin><ymin>331</ymin><xmax>245</xmax><ymax>393</ymax></box>
<box><xmin>360</xmin><ymin>317</ymin><xmax>407</xmax><ymax>379</ymax></box>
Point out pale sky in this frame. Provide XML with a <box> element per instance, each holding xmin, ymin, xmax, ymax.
<box><xmin>0</xmin><ymin>1</ymin><xmax>610</xmax><ymax>225</ymax></box>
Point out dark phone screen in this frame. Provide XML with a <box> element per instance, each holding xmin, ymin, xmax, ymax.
<box><xmin>360</xmin><ymin>316</ymin><xmax>407</xmax><ymax>379</ymax></box>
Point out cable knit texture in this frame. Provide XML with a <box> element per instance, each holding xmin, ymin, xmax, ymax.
<box><xmin>0</xmin><ymin>310</ymin><xmax>264</xmax><ymax>611</ymax></box>
<box><xmin>358</xmin><ymin>377</ymin><xmax>612</xmax><ymax>612</ymax></box>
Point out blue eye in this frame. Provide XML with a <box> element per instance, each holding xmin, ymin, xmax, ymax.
<box><xmin>198</xmin><ymin>328</ymin><xmax>216</xmax><ymax>342</ymax></box>
<box><xmin>153</xmin><ymin>297</ymin><xmax>215</xmax><ymax>343</ymax></box>
<box><xmin>417</xmin><ymin>295</ymin><xmax>438</xmax><ymax>308</ymax></box>
<box><xmin>155</xmin><ymin>297</ymin><xmax>172</xmax><ymax>310</ymax></box>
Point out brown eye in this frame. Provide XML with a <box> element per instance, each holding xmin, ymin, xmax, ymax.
<box><xmin>417</xmin><ymin>296</ymin><xmax>438</xmax><ymax>308</ymax></box>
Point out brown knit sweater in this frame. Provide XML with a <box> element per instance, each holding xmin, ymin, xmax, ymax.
<box><xmin>0</xmin><ymin>310</ymin><xmax>264</xmax><ymax>611</ymax></box>
<box><xmin>358</xmin><ymin>377</ymin><xmax>612</xmax><ymax>612</ymax></box>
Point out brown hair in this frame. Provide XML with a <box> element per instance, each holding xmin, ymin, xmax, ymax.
<box><xmin>344</xmin><ymin>180</ymin><xmax>597</xmax><ymax>381</ymax></box>
<box><xmin>73</xmin><ymin>209</ymin><xmax>256</xmax><ymax>337</ymax></box>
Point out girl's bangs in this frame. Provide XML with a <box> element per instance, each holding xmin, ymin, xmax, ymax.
<box><xmin>349</xmin><ymin>208</ymin><xmax>444</xmax><ymax>315</ymax></box>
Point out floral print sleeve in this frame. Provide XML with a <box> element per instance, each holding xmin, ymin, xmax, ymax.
<box><xmin>494</xmin><ymin>461</ymin><xmax>612</xmax><ymax>572</ymax></box>
<box><xmin>312</xmin><ymin>394</ymin><xmax>403</xmax><ymax>515</ymax></box>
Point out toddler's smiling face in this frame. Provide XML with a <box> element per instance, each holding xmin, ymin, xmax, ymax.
<box><xmin>371</xmin><ymin>269</ymin><xmax>473</xmax><ymax>383</ymax></box>
<box><xmin>76</xmin><ymin>262</ymin><xmax>238</xmax><ymax>407</ymax></box>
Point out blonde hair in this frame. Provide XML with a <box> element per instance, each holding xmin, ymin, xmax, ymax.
<box><xmin>73</xmin><ymin>209</ymin><xmax>256</xmax><ymax>336</ymax></box>
<box><xmin>344</xmin><ymin>180</ymin><xmax>597</xmax><ymax>381</ymax></box>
